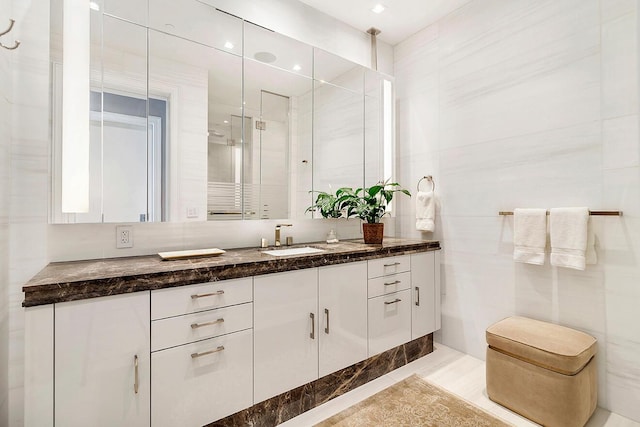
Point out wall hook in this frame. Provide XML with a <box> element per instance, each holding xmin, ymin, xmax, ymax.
<box><xmin>0</xmin><ymin>40</ymin><xmax>20</xmax><ymax>50</ymax></box>
<box><xmin>0</xmin><ymin>19</ymin><xmax>15</xmax><ymax>37</ymax></box>
<box><xmin>0</xmin><ymin>19</ymin><xmax>19</xmax><ymax>50</ymax></box>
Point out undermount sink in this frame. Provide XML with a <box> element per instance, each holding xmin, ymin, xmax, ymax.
<box><xmin>262</xmin><ymin>246</ymin><xmax>325</xmax><ymax>257</ymax></box>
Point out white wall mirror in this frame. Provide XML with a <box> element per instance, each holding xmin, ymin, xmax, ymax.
<box><xmin>49</xmin><ymin>0</ymin><xmax>392</xmax><ymax>223</ymax></box>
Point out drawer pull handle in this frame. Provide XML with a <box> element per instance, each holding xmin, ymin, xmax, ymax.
<box><xmin>310</xmin><ymin>312</ymin><xmax>315</xmax><ymax>339</ymax></box>
<box><xmin>383</xmin><ymin>262</ymin><xmax>401</xmax><ymax>267</ymax></box>
<box><xmin>384</xmin><ymin>298</ymin><xmax>402</xmax><ymax>305</ymax></box>
<box><xmin>324</xmin><ymin>308</ymin><xmax>330</xmax><ymax>334</ymax></box>
<box><xmin>191</xmin><ymin>318</ymin><xmax>225</xmax><ymax>329</ymax></box>
<box><xmin>415</xmin><ymin>287</ymin><xmax>420</xmax><ymax>306</ymax></box>
<box><xmin>191</xmin><ymin>290</ymin><xmax>224</xmax><ymax>299</ymax></box>
<box><xmin>133</xmin><ymin>355</ymin><xmax>139</xmax><ymax>394</ymax></box>
<box><xmin>191</xmin><ymin>345</ymin><xmax>225</xmax><ymax>359</ymax></box>
<box><xmin>384</xmin><ymin>280</ymin><xmax>401</xmax><ymax>286</ymax></box>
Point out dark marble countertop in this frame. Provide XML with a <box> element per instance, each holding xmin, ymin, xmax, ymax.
<box><xmin>23</xmin><ymin>238</ymin><xmax>440</xmax><ymax>307</ymax></box>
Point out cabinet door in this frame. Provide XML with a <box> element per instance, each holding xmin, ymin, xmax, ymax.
<box><xmin>254</xmin><ymin>269</ymin><xmax>318</xmax><ymax>403</ymax></box>
<box><xmin>55</xmin><ymin>292</ymin><xmax>150</xmax><ymax>427</ymax></box>
<box><xmin>151</xmin><ymin>329</ymin><xmax>253</xmax><ymax>427</ymax></box>
<box><xmin>318</xmin><ymin>261</ymin><xmax>368</xmax><ymax>377</ymax></box>
<box><xmin>411</xmin><ymin>251</ymin><xmax>439</xmax><ymax>339</ymax></box>
<box><xmin>368</xmin><ymin>289</ymin><xmax>411</xmax><ymax>356</ymax></box>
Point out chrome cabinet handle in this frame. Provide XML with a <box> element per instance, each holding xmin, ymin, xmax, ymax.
<box><xmin>383</xmin><ymin>262</ymin><xmax>401</xmax><ymax>267</ymax></box>
<box><xmin>415</xmin><ymin>287</ymin><xmax>420</xmax><ymax>306</ymax></box>
<box><xmin>133</xmin><ymin>355</ymin><xmax>139</xmax><ymax>394</ymax></box>
<box><xmin>190</xmin><ymin>318</ymin><xmax>224</xmax><ymax>329</ymax></box>
<box><xmin>324</xmin><ymin>308</ymin><xmax>330</xmax><ymax>334</ymax></box>
<box><xmin>190</xmin><ymin>290</ymin><xmax>224</xmax><ymax>299</ymax></box>
<box><xmin>191</xmin><ymin>345</ymin><xmax>225</xmax><ymax>359</ymax></box>
<box><xmin>384</xmin><ymin>298</ymin><xmax>401</xmax><ymax>305</ymax></box>
<box><xmin>310</xmin><ymin>312</ymin><xmax>315</xmax><ymax>339</ymax></box>
<box><xmin>384</xmin><ymin>280</ymin><xmax>401</xmax><ymax>286</ymax></box>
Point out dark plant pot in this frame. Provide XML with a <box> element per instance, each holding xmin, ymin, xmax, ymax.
<box><xmin>363</xmin><ymin>222</ymin><xmax>384</xmax><ymax>244</ymax></box>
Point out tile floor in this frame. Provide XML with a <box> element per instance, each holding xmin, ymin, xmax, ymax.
<box><xmin>282</xmin><ymin>344</ymin><xmax>640</xmax><ymax>427</ymax></box>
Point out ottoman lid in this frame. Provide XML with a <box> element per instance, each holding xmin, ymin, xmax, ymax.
<box><xmin>486</xmin><ymin>316</ymin><xmax>597</xmax><ymax>375</ymax></box>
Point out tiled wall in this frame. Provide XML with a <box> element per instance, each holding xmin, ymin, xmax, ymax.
<box><xmin>394</xmin><ymin>0</ymin><xmax>640</xmax><ymax>421</ymax></box>
<box><xmin>7</xmin><ymin>0</ymin><xmax>50</xmax><ymax>425</ymax></box>
<box><xmin>0</xmin><ymin>0</ymin><xmax>12</xmax><ymax>424</ymax></box>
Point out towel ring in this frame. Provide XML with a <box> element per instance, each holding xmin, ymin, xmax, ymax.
<box><xmin>417</xmin><ymin>175</ymin><xmax>435</xmax><ymax>192</ymax></box>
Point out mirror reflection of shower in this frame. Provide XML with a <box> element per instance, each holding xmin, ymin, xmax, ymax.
<box><xmin>208</xmin><ymin>115</ymin><xmax>251</xmax><ymax>219</ymax></box>
<box><xmin>207</xmin><ymin>89</ymin><xmax>291</xmax><ymax>221</ymax></box>
<box><xmin>256</xmin><ymin>90</ymin><xmax>290</xmax><ymax>220</ymax></box>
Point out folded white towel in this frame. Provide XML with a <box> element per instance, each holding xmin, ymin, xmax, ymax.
<box><xmin>513</xmin><ymin>208</ymin><xmax>547</xmax><ymax>265</ymax></box>
<box><xmin>550</xmin><ymin>207</ymin><xmax>590</xmax><ymax>270</ymax></box>
<box><xmin>586</xmin><ymin>217</ymin><xmax>597</xmax><ymax>265</ymax></box>
<box><xmin>415</xmin><ymin>191</ymin><xmax>435</xmax><ymax>232</ymax></box>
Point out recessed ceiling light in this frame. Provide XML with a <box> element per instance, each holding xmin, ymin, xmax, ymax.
<box><xmin>89</xmin><ymin>1</ymin><xmax>100</xmax><ymax>11</ymax></box>
<box><xmin>371</xmin><ymin>4</ymin><xmax>385</xmax><ymax>14</ymax></box>
<box><xmin>223</xmin><ymin>120</ymin><xmax>229</xmax><ymax>124</ymax></box>
<box><xmin>224</xmin><ymin>41</ymin><xmax>234</xmax><ymax>49</ymax></box>
<box><xmin>254</xmin><ymin>51</ymin><xmax>277</xmax><ymax>63</ymax></box>
<box><xmin>292</xmin><ymin>64</ymin><xmax>301</xmax><ymax>71</ymax></box>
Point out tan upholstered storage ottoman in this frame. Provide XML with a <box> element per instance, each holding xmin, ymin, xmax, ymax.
<box><xmin>486</xmin><ymin>316</ymin><xmax>597</xmax><ymax>427</ymax></box>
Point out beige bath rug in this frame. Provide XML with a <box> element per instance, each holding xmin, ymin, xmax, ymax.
<box><xmin>315</xmin><ymin>374</ymin><xmax>514</xmax><ymax>426</ymax></box>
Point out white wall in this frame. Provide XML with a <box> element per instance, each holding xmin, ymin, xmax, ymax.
<box><xmin>0</xmin><ymin>0</ymin><xmax>12</xmax><ymax>424</ymax></box>
<box><xmin>7</xmin><ymin>1</ymin><xmax>49</xmax><ymax>426</ymax></box>
<box><xmin>394</xmin><ymin>0</ymin><xmax>640</xmax><ymax>421</ymax></box>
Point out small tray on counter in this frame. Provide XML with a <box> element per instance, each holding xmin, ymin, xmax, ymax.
<box><xmin>158</xmin><ymin>248</ymin><xmax>226</xmax><ymax>260</ymax></box>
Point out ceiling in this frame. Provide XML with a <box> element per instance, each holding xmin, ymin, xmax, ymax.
<box><xmin>297</xmin><ymin>0</ymin><xmax>473</xmax><ymax>45</ymax></box>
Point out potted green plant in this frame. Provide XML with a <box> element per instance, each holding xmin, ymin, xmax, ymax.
<box><xmin>307</xmin><ymin>181</ymin><xmax>410</xmax><ymax>244</ymax></box>
<box><xmin>345</xmin><ymin>180</ymin><xmax>411</xmax><ymax>244</ymax></box>
<box><xmin>306</xmin><ymin>190</ymin><xmax>343</xmax><ymax>218</ymax></box>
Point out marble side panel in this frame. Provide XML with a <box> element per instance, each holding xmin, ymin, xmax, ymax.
<box><xmin>209</xmin><ymin>334</ymin><xmax>433</xmax><ymax>427</ymax></box>
<box><xmin>601</xmin><ymin>9</ymin><xmax>639</xmax><ymax>119</ymax></box>
<box><xmin>602</xmin><ymin>116</ymin><xmax>640</xmax><ymax>170</ymax></box>
<box><xmin>393</xmin><ymin>0</ymin><xmax>640</xmax><ymax>421</ymax></box>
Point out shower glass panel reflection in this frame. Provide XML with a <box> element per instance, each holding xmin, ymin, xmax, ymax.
<box><xmin>255</xmin><ymin>90</ymin><xmax>290</xmax><ymax>220</ymax></box>
<box><xmin>207</xmin><ymin>116</ymin><xmax>251</xmax><ymax>220</ymax></box>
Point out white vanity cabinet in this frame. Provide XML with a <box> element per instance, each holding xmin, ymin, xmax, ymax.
<box><xmin>253</xmin><ymin>269</ymin><xmax>319</xmax><ymax>403</ymax></box>
<box><xmin>318</xmin><ymin>261</ymin><xmax>368</xmax><ymax>377</ymax></box>
<box><xmin>368</xmin><ymin>289</ymin><xmax>412</xmax><ymax>355</ymax></box>
<box><xmin>150</xmin><ymin>278</ymin><xmax>253</xmax><ymax>427</ymax></box>
<box><xmin>54</xmin><ymin>292</ymin><xmax>151</xmax><ymax>427</ymax></box>
<box><xmin>367</xmin><ymin>256</ymin><xmax>413</xmax><ymax>356</ymax></box>
<box><xmin>25</xmin><ymin>245</ymin><xmax>441</xmax><ymax>427</ymax></box>
<box><xmin>411</xmin><ymin>251</ymin><xmax>441</xmax><ymax>339</ymax></box>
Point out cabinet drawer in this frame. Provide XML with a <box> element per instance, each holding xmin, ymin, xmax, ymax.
<box><xmin>368</xmin><ymin>255</ymin><xmax>410</xmax><ymax>279</ymax></box>
<box><xmin>151</xmin><ymin>277</ymin><xmax>252</xmax><ymax>320</ymax></box>
<box><xmin>151</xmin><ymin>329</ymin><xmax>253</xmax><ymax>427</ymax></box>
<box><xmin>367</xmin><ymin>289</ymin><xmax>411</xmax><ymax>356</ymax></box>
<box><xmin>367</xmin><ymin>271</ymin><xmax>411</xmax><ymax>298</ymax></box>
<box><xmin>152</xmin><ymin>303</ymin><xmax>253</xmax><ymax>352</ymax></box>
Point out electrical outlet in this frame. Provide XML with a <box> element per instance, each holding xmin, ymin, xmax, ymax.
<box><xmin>186</xmin><ymin>207</ymin><xmax>198</xmax><ymax>218</ymax></box>
<box><xmin>116</xmin><ymin>226</ymin><xmax>133</xmax><ymax>249</ymax></box>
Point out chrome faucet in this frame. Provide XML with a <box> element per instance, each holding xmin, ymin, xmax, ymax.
<box><xmin>274</xmin><ymin>224</ymin><xmax>293</xmax><ymax>247</ymax></box>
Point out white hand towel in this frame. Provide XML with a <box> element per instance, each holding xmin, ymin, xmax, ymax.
<box><xmin>415</xmin><ymin>190</ymin><xmax>435</xmax><ymax>232</ymax></box>
<box><xmin>550</xmin><ymin>207</ymin><xmax>589</xmax><ymax>270</ymax></box>
<box><xmin>586</xmin><ymin>217</ymin><xmax>597</xmax><ymax>265</ymax></box>
<box><xmin>513</xmin><ymin>208</ymin><xmax>547</xmax><ymax>265</ymax></box>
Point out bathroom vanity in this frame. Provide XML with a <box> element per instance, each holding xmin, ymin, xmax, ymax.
<box><xmin>23</xmin><ymin>238</ymin><xmax>440</xmax><ymax>427</ymax></box>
